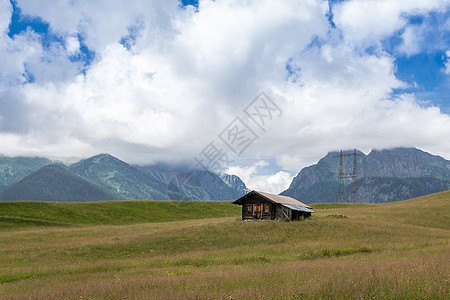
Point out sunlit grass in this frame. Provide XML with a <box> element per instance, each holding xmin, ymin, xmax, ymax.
<box><xmin>0</xmin><ymin>191</ymin><xmax>449</xmax><ymax>299</ymax></box>
<box><xmin>0</xmin><ymin>200</ymin><xmax>240</xmax><ymax>228</ymax></box>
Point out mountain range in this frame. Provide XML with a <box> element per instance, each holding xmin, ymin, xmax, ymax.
<box><xmin>0</xmin><ymin>164</ymin><xmax>119</xmax><ymax>202</ymax></box>
<box><xmin>0</xmin><ymin>154</ymin><xmax>249</xmax><ymax>202</ymax></box>
<box><xmin>281</xmin><ymin>148</ymin><xmax>450</xmax><ymax>203</ymax></box>
<box><xmin>0</xmin><ymin>147</ymin><xmax>449</xmax><ymax>203</ymax></box>
<box><xmin>0</xmin><ymin>155</ymin><xmax>52</xmax><ymax>191</ymax></box>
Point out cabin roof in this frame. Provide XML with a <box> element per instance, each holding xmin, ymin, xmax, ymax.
<box><xmin>233</xmin><ymin>190</ymin><xmax>312</xmax><ymax>209</ymax></box>
<box><xmin>281</xmin><ymin>203</ymin><xmax>315</xmax><ymax>213</ymax></box>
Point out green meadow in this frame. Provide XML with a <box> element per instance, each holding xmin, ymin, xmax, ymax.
<box><xmin>0</xmin><ymin>192</ymin><xmax>449</xmax><ymax>299</ymax></box>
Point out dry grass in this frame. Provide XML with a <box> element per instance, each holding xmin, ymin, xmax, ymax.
<box><xmin>1</xmin><ymin>191</ymin><xmax>449</xmax><ymax>299</ymax></box>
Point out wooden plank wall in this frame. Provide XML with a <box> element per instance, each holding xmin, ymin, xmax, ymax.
<box><xmin>241</xmin><ymin>199</ymin><xmax>273</xmax><ymax>220</ymax></box>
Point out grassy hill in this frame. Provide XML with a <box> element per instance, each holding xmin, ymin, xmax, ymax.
<box><xmin>0</xmin><ymin>191</ymin><xmax>449</xmax><ymax>299</ymax></box>
<box><xmin>0</xmin><ymin>200</ymin><xmax>240</xmax><ymax>228</ymax></box>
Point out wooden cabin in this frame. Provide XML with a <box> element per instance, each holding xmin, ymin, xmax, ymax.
<box><xmin>233</xmin><ymin>190</ymin><xmax>314</xmax><ymax>221</ymax></box>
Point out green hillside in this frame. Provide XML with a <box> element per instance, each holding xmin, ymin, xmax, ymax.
<box><xmin>0</xmin><ymin>191</ymin><xmax>449</xmax><ymax>299</ymax></box>
<box><xmin>69</xmin><ymin>154</ymin><xmax>169</xmax><ymax>200</ymax></box>
<box><xmin>0</xmin><ymin>156</ymin><xmax>51</xmax><ymax>191</ymax></box>
<box><xmin>0</xmin><ymin>164</ymin><xmax>119</xmax><ymax>202</ymax></box>
<box><xmin>0</xmin><ymin>200</ymin><xmax>240</xmax><ymax>229</ymax></box>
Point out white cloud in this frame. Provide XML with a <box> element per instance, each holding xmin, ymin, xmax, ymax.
<box><xmin>65</xmin><ymin>36</ymin><xmax>80</xmax><ymax>55</ymax></box>
<box><xmin>0</xmin><ymin>0</ymin><xmax>450</xmax><ymax>185</ymax></box>
<box><xmin>249</xmin><ymin>171</ymin><xmax>294</xmax><ymax>194</ymax></box>
<box><xmin>170</xmin><ymin>0</ymin><xmax>329</xmax><ymax>105</ymax></box>
<box><xmin>397</xmin><ymin>26</ymin><xmax>421</xmax><ymax>56</ymax></box>
<box><xmin>226</xmin><ymin>161</ymin><xmax>294</xmax><ymax>194</ymax></box>
<box><xmin>15</xmin><ymin>0</ymin><xmax>180</xmax><ymax>52</ymax></box>
<box><xmin>0</xmin><ymin>0</ymin><xmax>11</xmax><ymax>35</ymax></box>
<box><xmin>226</xmin><ymin>161</ymin><xmax>266</xmax><ymax>181</ymax></box>
<box><xmin>444</xmin><ymin>50</ymin><xmax>450</xmax><ymax>74</ymax></box>
<box><xmin>332</xmin><ymin>0</ymin><xmax>450</xmax><ymax>48</ymax></box>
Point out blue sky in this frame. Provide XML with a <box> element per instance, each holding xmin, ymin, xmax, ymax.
<box><xmin>395</xmin><ymin>53</ymin><xmax>450</xmax><ymax>113</ymax></box>
<box><xmin>1</xmin><ymin>0</ymin><xmax>450</xmax><ymax>193</ymax></box>
<box><xmin>383</xmin><ymin>11</ymin><xmax>450</xmax><ymax>113</ymax></box>
<box><xmin>181</xmin><ymin>0</ymin><xmax>199</xmax><ymax>8</ymax></box>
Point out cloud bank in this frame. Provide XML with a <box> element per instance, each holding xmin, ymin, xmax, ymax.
<box><xmin>1</xmin><ymin>0</ymin><xmax>450</xmax><ymax>192</ymax></box>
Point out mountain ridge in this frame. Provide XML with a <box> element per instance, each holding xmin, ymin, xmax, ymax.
<box><xmin>0</xmin><ymin>156</ymin><xmax>52</xmax><ymax>192</ymax></box>
<box><xmin>1</xmin><ymin>147</ymin><xmax>449</xmax><ymax>203</ymax></box>
<box><xmin>69</xmin><ymin>153</ymin><xmax>169</xmax><ymax>200</ymax></box>
<box><xmin>136</xmin><ymin>162</ymin><xmax>249</xmax><ymax>201</ymax></box>
<box><xmin>0</xmin><ymin>164</ymin><xmax>119</xmax><ymax>202</ymax></box>
<box><xmin>282</xmin><ymin>147</ymin><xmax>450</xmax><ymax>203</ymax></box>
<box><xmin>0</xmin><ymin>153</ymin><xmax>249</xmax><ymax>201</ymax></box>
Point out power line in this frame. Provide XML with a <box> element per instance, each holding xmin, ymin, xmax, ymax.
<box><xmin>335</xmin><ymin>149</ymin><xmax>358</xmax><ymax>203</ymax></box>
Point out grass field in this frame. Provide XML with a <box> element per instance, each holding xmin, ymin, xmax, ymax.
<box><xmin>0</xmin><ymin>192</ymin><xmax>449</xmax><ymax>299</ymax></box>
<box><xmin>0</xmin><ymin>200</ymin><xmax>241</xmax><ymax>228</ymax></box>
